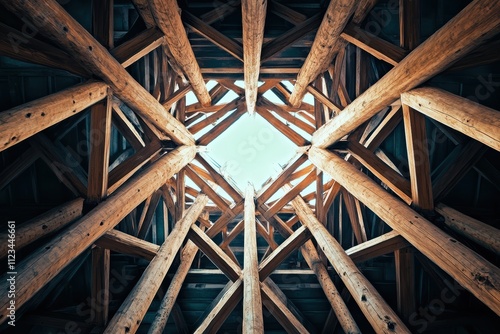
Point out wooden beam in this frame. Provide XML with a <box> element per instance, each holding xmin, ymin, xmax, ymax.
<box><xmin>399</xmin><ymin>0</ymin><xmax>421</xmax><ymax>50</ymax></box>
<box><xmin>255</xmin><ymin>106</ymin><xmax>307</xmax><ymax>146</ymax></box>
<box><xmin>346</xmin><ymin>230</ymin><xmax>410</xmax><ymax>263</ymax></box>
<box><xmin>104</xmin><ymin>194</ymin><xmax>208</xmax><ymax>334</ymax></box>
<box><xmin>402</xmin><ymin>87</ymin><xmax>500</xmax><ymax>152</ymax></box>
<box><xmin>309</xmin><ymin>146</ymin><xmax>500</xmax><ymax>316</ymax></box>
<box><xmin>290</xmin><ymin>193</ymin><xmax>409</xmax><ymax>333</ymax></box>
<box><xmin>288</xmin><ymin>0</ymin><xmax>357</xmax><ymax>107</ymax></box>
<box><xmin>87</xmin><ymin>94</ymin><xmax>113</xmax><ymax>202</ymax></box>
<box><xmin>242</xmin><ymin>0</ymin><xmax>267</xmax><ymax>113</ymax></box>
<box><xmin>201</xmin><ymin>0</ymin><xmax>241</xmax><ymax>24</ymax></box>
<box><xmin>193</xmin><ymin>279</ymin><xmax>243</xmax><ymax>334</ymax></box>
<box><xmin>435</xmin><ymin>203</ymin><xmax>500</xmax><ymax>256</ymax></box>
<box><xmin>341</xmin><ymin>23</ymin><xmax>407</xmax><ymax>66</ymax></box>
<box><xmin>1</xmin><ymin>0</ymin><xmax>194</xmax><ymax>145</ymax></box>
<box><xmin>91</xmin><ymin>246</ymin><xmax>110</xmax><ymax>326</ymax></box>
<box><xmin>148</xmin><ymin>240</ymin><xmax>199</xmax><ymax>334</ymax></box>
<box><xmin>394</xmin><ymin>247</ymin><xmax>415</xmax><ymax>320</ymax></box>
<box><xmin>96</xmin><ymin>229</ymin><xmax>159</xmax><ymax>261</ymax></box>
<box><xmin>198</xmin><ymin>103</ymin><xmax>247</xmax><ymax>146</ymax></box>
<box><xmin>0</xmin><ymin>146</ymin><xmax>196</xmax><ymax>324</ymax></box>
<box><xmin>188</xmin><ymin>224</ymin><xmax>242</xmax><ymax>282</ymax></box>
<box><xmin>258</xmin><ymin>225</ymin><xmax>311</xmax><ymax>279</ymax></box>
<box><xmin>402</xmin><ymin>104</ymin><xmax>434</xmax><ymax>211</ymax></box>
<box><xmin>0</xmin><ymin>81</ymin><xmax>108</xmax><ymax>152</ymax></box>
<box><xmin>312</xmin><ymin>0</ymin><xmax>500</xmax><ymax>148</ymax></box>
<box><xmin>0</xmin><ymin>22</ymin><xmax>88</xmax><ymax>77</ymax></box>
<box><xmin>183</xmin><ymin>11</ymin><xmax>243</xmax><ymax>62</ymax></box>
<box><xmin>149</xmin><ymin>0</ymin><xmax>211</xmax><ymax>106</ymax></box>
<box><xmin>261</xmin><ymin>279</ymin><xmax>310</xmax><ymax>334</ymax></box>
<box><xmin>110</xmin><ymin>27</ymin><xmax>165</xmax><ymax>68</ymax></box>
<box><xmin>242</xmin><ymin>185</ymin><xmax>264</xmax><ymax>333</ymax></box>
<box><xmin>0</xmin><ymin>198</ymin><xmax>84</xmax><ymax>258</ymax></box>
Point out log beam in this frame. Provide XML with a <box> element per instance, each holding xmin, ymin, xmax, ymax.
<box><xmin>243</xmin><ymin>185</ymin><xmax>264</xmax><ymax>333</ymax></box>
<box><xmin>242</xmin><ymin>0</ymin><xmax>267</xmax><ymax>113</ymax></box>
<box><xmin>0</xmin><ymin>81</ymin><xmax>108</xmax><ymax>152</ymax></box>
<box><xmin>401</xmin><ymin>87</ymin><xmax>500</xmax><ymax>152</ymax></box>
<box><xmin>149</xmin><ymin>0</ymin><xmax>211</xmax><ymax>106</ymax></box>
<box><xmin>96</xmin><ymin>229</ymin><xmax>160</xmax><ymax>261</ymax></box>
<box><xmin>312</xmin><ymin>0</ymin><xmax>500</xmax><ymax>148</ymax></box>
<box><xmin>0</xmin><ymin>146</ymin><xmax>196</xmax><ymax>324</ymax></box>
<box><xmin>309</xmin><ymin>146</ymin><xmax>500</xmax><ymax>316</ymax></box>
<box><xmin>289</xmin><ymin>0</ymin><xmax>357</xmax><ymax>106</ymax></box>
<box><xmin>1</xmin><ymin>0</ymin><xmax>194</xmax><ymax>145</ymax></box>
<box><xmin>103</xmin><ymin>194</ymin><xmax>208</xmax><ymax>334</ymax></box>
<box><xmin>290</xmin><ymin>192</ymin><xmax>409</xmax><ymax>333</ymax></box>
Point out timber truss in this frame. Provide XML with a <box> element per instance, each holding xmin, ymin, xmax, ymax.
<box><xmin>0</xmin><ymin>0</ymin><xmax>499</xmax><ymax>333</ymax></box>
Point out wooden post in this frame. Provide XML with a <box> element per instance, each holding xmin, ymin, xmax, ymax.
<box><xmin>290</xmin><ymin>193</ymin><xmax>410</xmax><ymax>333</ymax></box>
<box><xmin>401</xmin><ymin>87</ymin><xmax>500</xmax><ymax>152</ymax></box>
<box><xmin>0</xmin><ymin>81</ymin><xmax>108</xmax><ymax>152</ymax></box>
<box><xmin>1</xmin><ymin>0</ymin><xmax>195</xmax><ymax>145</ymax></box>
<box><xmin>0</xmin><ymin>146</ymin><xmax>196</xmax><ymax>324</ymax></box>
<box><xmin>241</xmin><ymin>0</ymin><xmax>267</xmax><ymax>113</ymax></box>
<box><xmin>243</xmin><ymin>185</ymin><xmax>264</xmax><ymax>333</ymax></box>
<box><xmin>312</xmin><ymin>0</ymin><xmax>500</xmax><ymax>148</ymax></box>
<box><xmin>308</xmin><ymin>146</ymin><xmax>500</xmax><ymax>316</ymax></box>
<box><xmin>103</xmin><ymin>194</ymin><xmax>208</xmax><ymax>334</ymax></box>
<box><xmin>91</xmin><ymin>246</ymin><xmax>110</xmax><ymax>326</ymax></box>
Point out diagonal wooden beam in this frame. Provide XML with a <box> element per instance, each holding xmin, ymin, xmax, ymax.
<box><xmin>0</xmin><ymin>146</ymin><xmax>196</xmax><ymax>324</ymax></box>
<box><xmin>309</xmin><ymin>146</ymin><xmax>500</xmax><ymax>316</ymax></box>
<box><xmin>96</xmin><ymin>229</ymin><xmax>160</xmax><ymax>261</ymax></box>
<box><xmin>312</xmin><ymin>0</ymin><xmax>500</xmax><ymax>148</ymax></box>
<box><xmin>1</xmin><ymin>0</ymin><xmax>195</xmax><ymax>145</ymax></box>
<box><xmin>0</xmin><ymin>81</ymin><xmax>108</xmax><ymax>152</ymax></box>
<box><xmin>241</xmin><ymin>0</ymin><xmax>267</xmax><ymax>113</ymax></box>
<box><xmin>290</xmin><ymin>192</ymin><xmax>410</xmax><ymax>333</ymax></box>
<box><xmin>104</xmin><ymin>194</ymin><xmax>208</xmax><ymax>334</ymax></box>
<box><xmin>255</xmin><ymin>106</ymin><xmax>308</xmax><ymax>146</ymax></box>
<box><xmin>242</xmin><ymin>185</ymin><xmax>264</xmax><ymax>333</ymax></box>
<box><xmin>346</xmin><ymin>230</ymin><xmax>410</xmax><ymax>263</ymax></box>
<box><xmin>402</xmin><ymin>87</ymin><xmax>500</xmax><ymax>152</ymax></box>
<box><xmin>149</xmin><ymin>0</ymin><xmax>211</xmax><ymax>107</ymax></box>
<box><xmin>288</xmin><ymin>0</ymin><xmax>357</xmax><ymax>107</ymax></box>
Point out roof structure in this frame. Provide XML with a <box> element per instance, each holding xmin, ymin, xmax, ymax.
<box><xmin>0</xmin><ymin>0</ymin><xmax>499</xmax><ymax>333</ymax></box>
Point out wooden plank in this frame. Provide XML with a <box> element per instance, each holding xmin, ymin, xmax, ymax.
<box><xmin>290</xmin><ymin>193</ymin><xmax>410</xmax><ymax>333</ymax></box>
<box><xmin>259</xmin><ymin>98</ymin><xmax>316</xmax><ymax>135</ymax></box>
<box><xmin>435</xmin><ymin>203</ymin><xmax>500</xmax><ymax>255</ymax></box>
<box><xmin>242</xmin><ymin>185</ymin><xmax>264</xmax><ymax>333</ymax></box>
<box><xmin>183</xmin><ymin>11</ymin><xmax>243</xmax><ymax>62</ymax></box>
<box><xmin>188</xmin><ymin>224</ymin><xmax>242</xmax><ymax>282</ymax></box>
<box><xmin>0</xmin><ymin>147</ymin><xmax>40</xmax><ymax>191</ymax></box>
<box><xmin>342</xmin><ymin>190</ymin><xmax>367</xmax><ymax>244</ymax></box>
<box><xmin>402</xmin><ymin>104</ymin><xmax>433</xmax><ymax>211</ymax></box>
<box><xmin>92</xmin><ymin>0</ymin><xmax>113</xmax><ymax>49</ymax></box>
<box><xmin>341</xmin><ymin>23</ymin><xmax>407</xmax><ymax>66</ymax></box>
<box><xmin>0</xmin><ymin>198</ymin><xmax>84</xmax><ymax>258</ymax></box>
<box><xmin>312</xmin><ymin>0</ymin><xmax>500</xmax><ymax>148</ymax></box>
<box><xmin>305</xmin><ymin>84</ymin><xmax>342</xmax><ymax>115</ymax></box>
<box><xmin>185</xmin><ymin>165</ymin><xmax>231</xmax><ymax>211</ymax></box>
<box><xmin>242</xmin><ymin>0</ymin><xmax>267</xmax><ymax>113</ymax></box>
<box><xmin>402</xmin><ymin>87</ymin><xmax>500</xmax><ymax>152</ymax></box>
<box><xmin>111</xmin><ymin>102</ymin><xmax>145</xmax><ymax>150</ymax></box>
<box><xmin>347</xmin><ymin>141</ymin><xmax>412</xmax><ymax>205</ymax></box>
<box><xmin>149</xmin><ymin>0</ymin><xmax>211</xmax><ymax>106</ymax></box>
<box><xmin>289</xmin><ymin>0</ymin><xmax>357</xmax><ymax>106</ymax></box>
<box><xmin>193</xmin><ymin>279</ymin><xmax>243</xmax><ymax>334</ymax></box>
<box><xmin>309</xmin><ymin>146</ymin><xmax>500</xmax><ymax>316</ymax></box>
<box><xmin>258</xmin><ymin>225</ymin><xmax>311</xmax><ymax>279</ymax></box>
<box><xmin>0</xmin><ymin>81</ymin><xmax>108</xmax><ymax>152</ymax></box>
<box><xmin>96</xmin><ymin>229</ymin><xmax>159</xmax><ymax>261</ymax></box>
<box><xmin>103</xmin><ymin>194</ymin><xmax>208</xmax><ymax>334</ymax></box>
<box><xmin>188</xmin><ymin>97</ymin><xmax>242</xmax><ymax>135</ymax></box>
<box><xmin>110</xmin><ymin>27</ymin><xmax>165</xmax><ymax>68</ymax></box>
<box><xmin>2</xmin><ymin>0</ymin><xmax>194</xmax><ymax>145</ymax></box>
<box><xmin>138</xmin><ymin>190</ymin><xmax>162</xmax><ymax>239</ymax></box>
<box><xmin>175</xmin><ymin>170</ymin><xmax>186</xmax><ymax>221</ymax></box>
<box><xmin>87</xmin><ymin>94</ymin><xmax>112</xmax><ymax>202</ymax></box>
<box><xmin>0</xmin><ymin>146</ymin><xmax>195</xmax><ymax>323</ymax></box>
<box><xmin>346</xmin><ymin>230</ymin><xmax>410</xmax><ymax>263</ymax></box>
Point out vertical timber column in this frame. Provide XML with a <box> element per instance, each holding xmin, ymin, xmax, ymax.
<box><xmin>243</xmin><ymin>185</ymin><xmax>264</xmax><ymax>333</ymax></box>
<box><xmin>89</xmin><ymin>0</ymin><xmax>113</xmax><ymax>325</ymax></box>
